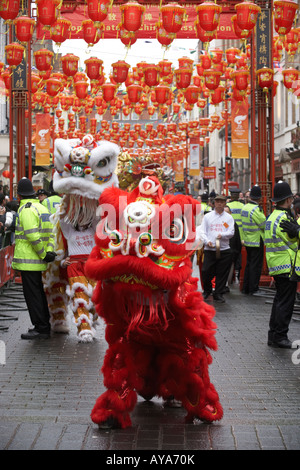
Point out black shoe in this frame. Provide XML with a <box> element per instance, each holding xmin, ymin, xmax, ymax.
<box><xmin>21</xmin><ymin>330</ymin><xmax>50</xmax><ymax>340</ymax></box>
<box><xmin>222</xmin><ymin>286</ymin><xmax>230</xmax><ymax>293</ymax></box>
<box><xmin>269</xmin><ymin>338</ymin><xmax>296</xmax><ymax>349</ymax></box>
<box><xmin>203</xmin><ymin>291</ymin><xmax>212</xmax><ymax>300</ymax></box>
<box><xmin>213</xmin><ymin>294</ymin><xmax>225</xmax><ymax>303</ymax></box>
<box><xmin>98</xmin><ymin>416</ymin><xmax>120</xmax><ymax>430</ymax></box>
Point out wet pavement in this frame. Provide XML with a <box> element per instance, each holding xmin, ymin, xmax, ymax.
<box><xmin>0</xmin><ymin>263</ymin><xmax>300</xmax><ymax>452</ymax></box>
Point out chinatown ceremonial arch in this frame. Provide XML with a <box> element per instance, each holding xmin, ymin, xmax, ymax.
<box><xmin>1</xmin><ymin>0</ymin><xmax>299</xmax><ymax>212</ymax></box>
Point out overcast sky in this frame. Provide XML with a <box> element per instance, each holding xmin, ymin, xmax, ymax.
<box><xmin>53</xmin><ymin>38</ymin><xmax>200</xmax><ymax>76</ymax></box>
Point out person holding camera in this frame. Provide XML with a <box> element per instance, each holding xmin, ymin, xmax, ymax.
<box><xmin>12</xmin><ymin>178</ymin><xmax>57</xmax><ymax>340</ymax></box>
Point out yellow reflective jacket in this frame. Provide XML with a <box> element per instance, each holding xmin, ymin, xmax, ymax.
<box><xmin>12</xmin><ymin>198</ymin><xmax>54</xmax><ymax>271</ymax></box>
<box><xmin>241</xmin><ymin>202</ymin><xmax>266</xmax><ymax>247</ymax></box>
<box><xmin>41</xmin><ymin>195</ymin><xmax>61</xmax><ymax>214</ymax></box>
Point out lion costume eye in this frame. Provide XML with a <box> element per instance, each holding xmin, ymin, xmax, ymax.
<box><xmin>164</xmin><ymin>217</ymin><xmax>187</xmax><ymax>243</ymax></box>
<box><xmin>97</xmin><ymin>157</ymin><xmax>111</xmax><ymax>168</ymax></box>
<box><xmin>103</xmin><ymin>217</ymin><xmax>116</xmax><ymax>235</ymax></box>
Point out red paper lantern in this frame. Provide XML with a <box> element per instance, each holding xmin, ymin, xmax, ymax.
<box><xmin>50</xmin><ymin>18</ymin><xmax>71</xmax><ymax>46</ymax></box>
<box><xmin>154</xmin><ymin>83</ymin><xmax>170</xmax><ymax>104</ymax></box>
<box><xmin>256</xmin><ymin>67</ymin><xmax>274</xmax><ymax>94</ymax></box>
<box><xmin>101</xmin><ymin>82</ymin><xmax>117</xmax><ymax>102</ymax></box>
<box><xmin>127</xmin><ymin>83</ymin><xmax>143</xmax><ymax>103</ymax></box>
<box><xmin>5</xmin><ymin>42</ymin><xmax>24</xmax><ymax>67</ymax></box>
<box><xmin>81</xmin><ymin>19</ymin><xmax>102</xmax><ymax>46</ymax></box>
<box><xmin>274</xmin><ymin>0</ymin><xmax>298</xmax><ymax>37</ymax></box>
<box><xmin>232</xmin><ymin>70</ymin><xmax>249</xmax><ymax>92</ymax></box>
<box><xmin>31</xmin><ymin>73</ymin><xmax>42</xmax><ymax>93</ymax></box>
<box><xmin>282</xmin><ymin>67</ymin><xmax>300</xmax><ymax>90</ymax></box>
<box><xmin>112</xmin><ymin>60</ymin><xmax>130</xmax><ymax>84</ymax></box>
<box><xmin>199</xmin><ymin>118</ymin><xmax>210</xmax><ymax>127</ymax></box>
<box><xmin>184</xmin><ymin>85</ymin><xmax>201</xmax><ymax>105</ymax></box>
<box><xmin>74</xmin><ymin>81</ymin><xmax>89</xmax><ymax>99</ymax></box>
<box><xmin>120</xmin><ymin>1</ymin><xmax>145</xmax><ymax>32</ymax></box>
<box><xmin>0</xmin><ymin>0</ymin><xmax>20</xmax><ymax>23</ymax></box>
<box><xmin>2</xmin><ymin>170</ymin><xmax>14</xmax><ymax>178</ymax></box>
<box><xmin>156</xmin><ymin>22</ymin><xmax>176</xmax><ymax>47</ymax></box>
<box><xmin>196</xmin><ymin>1</ymin><xmax>222</xmax><ymax>33</ymax></box>
<box><xmin>46</xmin><ymin>77</ymin><xmax>62</xmax><ymax>97</ymax></box>
<box><xmin>197</xmin><ymin>53</ymin><xmax>211</xmax><ymax>75</ymax></box>
<box><xmin>86</xmin><ymin>0</ymin><xmax>110</xmax><ymax>27</ymax></box>
<box><xmin>225</xmin><ymin>47</ymin><xmax>240</xmax><ymax>66</ymax></box>
<box><xmin>34</xmin><ymin>48</ymin><xmax>53</xmax><ymax>71</ymax></box>
<box><xmin>61</xmin><ymin>54</ymin><xmax>79</xmax><ymax>77</ymax></box>
<box><xmin>147</xmin><ymin>105</ymin><xmax>155</xmax><ymax>116</ymax></box>
<box><xmin>194</xmin><ymin>19</ymin><xmax>217</xmax><ymax>46</ymax></box>
<box><xmin>143</xmin><ymin>64</ymin><xmax>160</xmax><ymax>87</ymax></box>
<box><xmin>158</xmin><ymin>60</ymin><xmax>173</xmax><ymax>78</ymax></box>
<box><xmin>14</xmin><ymin>16</ymin><xmax>35</xmax><ymax>43</ymax></box>
<box><xmin>85</xmin><ymin>57</ymin><xmax>103</xmax><ymax>81</ymax></box>
<box><xmin>178</xmin><ymin>57</ymin><xmax>194</xmax><ymax>70</ymax></box>
<box><xmin>231</xmin><ymin>88</ymin><xmax>245</xmax><ymax>102</ymax></box>
<box><xmin>197</xmin><ymin>98</ymin><xmax>207</xmax><ymax>109</ymax></box>
<box><xmin>73</xmin><ymin>72</ymin><xmax>87</xmax><ymax>83</ymax></box>
<box><xmin>211</xmin><ymin>48</ymin><xmax>223</xmax><ymax>65</ymax></box>
<box><xmin>284</xmin><ymin>29</ymin><xmax>299</xmax><ymax>58</ymax></box>
<box><xmin>175</xmin><ymin>68</ymin><xmax>192</xmax><ymax>89</ymax></box>
<box><xmin>210</xmin><ymin>86</ymin><xmax>225</xmax><ymax>105</ymax></box>
<box><xmin>118</xmin><ymin>25</ymin><xmax>137</xmax><ymax>47</ymax></box>
<box><xmin>231</xmin><ymin>14</ymin><xmax>252</xmax><ymax>40</ymax></box>
<box><xmin>235</xmin><ymin>1</ymin><xmax>261</xmax><ymax>37</ymax></box>
<box><xmin>36</xmin><ymin>0</ymin><xmax>60</xmax><ymax>27</ymax></box>
<box><xmin>160</xmin><ymin>2</ymin><xmax>186</xmax><ymax>33</ymax></box>
<box><xmin>203</xmin><ymin>69</ymin><xmax>222</xmax><ymax>90</ymax></box>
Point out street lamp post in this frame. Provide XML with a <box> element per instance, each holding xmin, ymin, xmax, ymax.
<box><xmin>224</xmin><ymin>93</ymin><xmax>229</xmax><ymax>196</ymax></box>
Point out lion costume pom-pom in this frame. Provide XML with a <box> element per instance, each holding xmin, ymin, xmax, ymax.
<box><xmin>85</xmin><ymin>176</ymin><xmax>223</xmax><ymax>428</ymax></box>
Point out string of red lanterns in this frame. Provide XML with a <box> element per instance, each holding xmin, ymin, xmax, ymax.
<box><xmin>0</xmin><ymin>0</ymin><xmax>299</xmax><ymax>158</ymax></box>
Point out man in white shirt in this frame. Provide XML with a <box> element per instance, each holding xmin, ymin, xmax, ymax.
<box><xmin>197</xmin><ymin>194</ymin><xmax>235</xmax><ymax>303</ymax></box>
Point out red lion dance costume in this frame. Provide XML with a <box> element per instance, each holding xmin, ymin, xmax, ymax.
<box><xmin>85</xmin><ymin>175</ymin><xmax>223</xmax><ymax>428</ymax></box>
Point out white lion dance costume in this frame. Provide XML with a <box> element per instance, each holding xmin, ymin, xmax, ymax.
<box><xmin>43</xmin><ymin>134</ymin><xmax>119</xmax><ymax>342</ymax></box>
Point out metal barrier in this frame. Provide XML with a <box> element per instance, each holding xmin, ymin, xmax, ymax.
<box><xmin>0</xmin><ymin>234</ymin><xmax>22</xmax><ymax>330</ymax></box>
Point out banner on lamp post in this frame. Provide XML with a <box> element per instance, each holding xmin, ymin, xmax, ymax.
<box><xmin>35</xmin><ymin>113</ymin><xmax>51</xmax><ymax>166</ymax></box>
<box><xmin>174</xmin><ymin>157</ymin><xmax>184</xmax><ymax>182</ymax></box>
<box><xmin>203</xmin><ymin>167</ymin><xmax>216</xmax><ymax>179</ymax></box>
<box><xmin>189</xmin><ymin>139</ymin><xmax>200</xmax><ymax>176</ymax></box>
<box><xmin>231</xmin><ymin>98</ymin><xmax>249</xmax><ymax>159</ymax></box>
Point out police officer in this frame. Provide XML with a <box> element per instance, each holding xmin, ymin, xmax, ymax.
<box><xmin>227</xmin><ymin>187</ymin><xmax>244</xmax><ymax>239</ymax></box>
<box><xmin>12</xmin><ymin>178</ymin><xmax>57</xmax><ymax>339</ymax></box>
<box><xmin>227</xmin><ymin>187</ymin><xmax>244</xmax><ymax>282</ymax></box>
<box><xmin>36</xmin><ymin>188</ymin><xmax>49</xmax><ymax>203</ymax></box>
<box><xmin>41</xmin><ymin>181</ymin><xmax>61</xmax><ymax>215</ymax></box>
<box><xmin>265</xmin><ymin>181</ymin><xmax>298</xmax><ymax>348</ymax></box>
<box><xmin>241</xmin><ymin>185</ymin><xmax>266</xmax><ymax>295</ymax></box>
<box><xmin>200</xmin><ymin>192</ymin><xmax>211</xmax><ymax>214</ymax></box>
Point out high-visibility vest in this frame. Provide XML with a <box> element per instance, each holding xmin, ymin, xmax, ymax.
<box><xmin>264</xmin><ymin>209</ymin><xmax>297</xmax><ymax>276</ymax></box>
<box><xmin>12</xmin><ymin>198</ymin><xmax>55</xmax><ymax>271</ymax></box>
<box><xmin>42</xmin><ymin>195</ymin><xmax>61</xmax><ymax>214</ymax></box>
<box><xmin>201</xmin><ymin>202</ymin><xmax>211</xmax><ymax>214</ymax></box>
<box><xmin>227</xmin><ymin>200</ymin><xmax>244</xmax><ymax>239</ymax></box>
<box><xmin>241</xmin><ymin>202</ymin><xmax>266</xmax><ymax>247</ymax></box>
